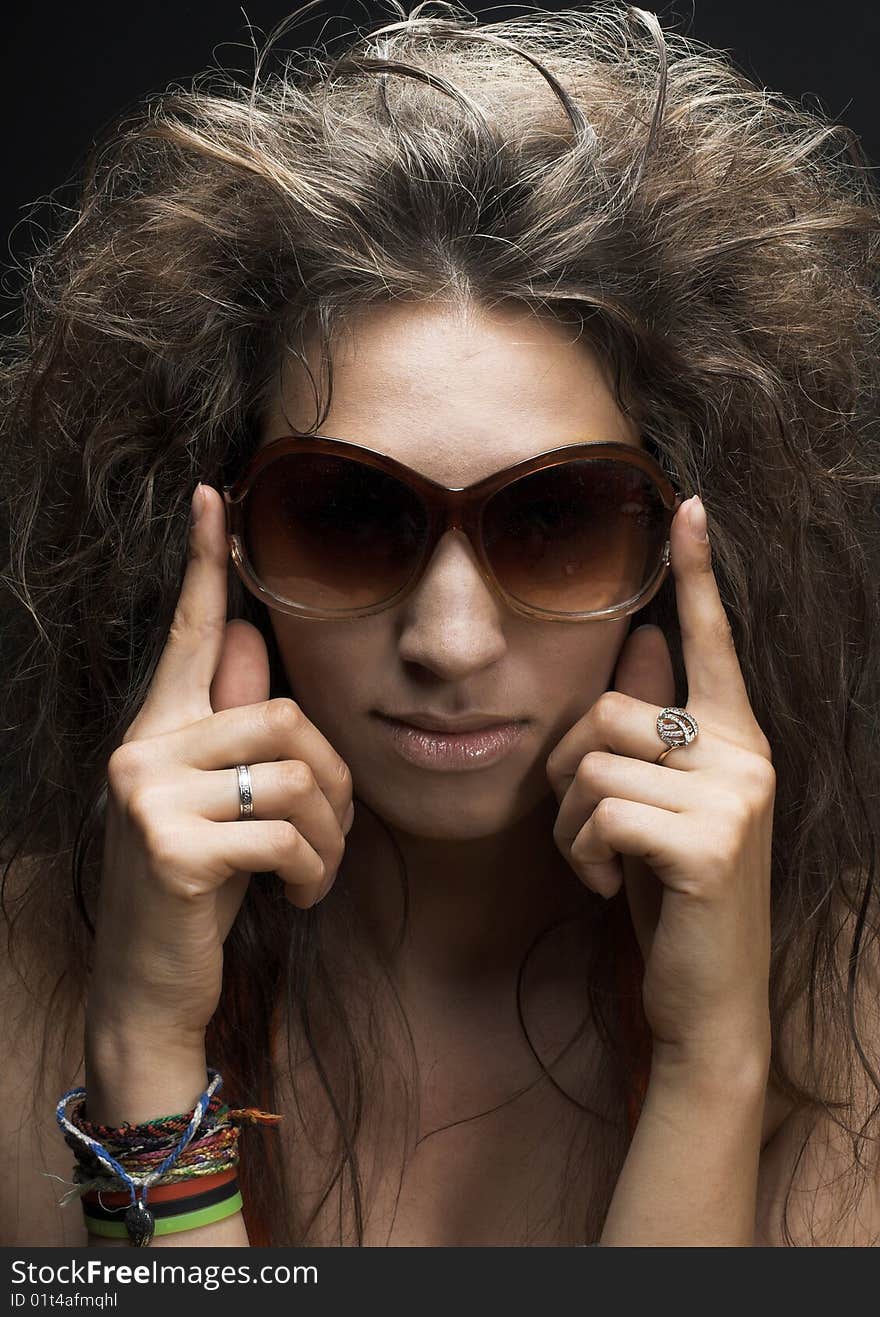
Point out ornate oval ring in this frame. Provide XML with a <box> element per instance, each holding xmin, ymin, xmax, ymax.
<box><xmin>655</xmin><ymin>706</ymin><xmax>699</xmax><ymax>765</ymax></box>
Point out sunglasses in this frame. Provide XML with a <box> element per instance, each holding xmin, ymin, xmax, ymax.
<box><xmin>222</xmin><ymin>434</ymin><xmax>682</xmax><ymax>623</ymax></box>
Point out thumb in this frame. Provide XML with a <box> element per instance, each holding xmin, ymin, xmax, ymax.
<box><xmin>209</xmin><ymin>619</ymin><xmax>271</xmax><ymax>713</ymax></box>
<box><xmin>610</xmin><ymin>624</ymin><xmax>675</xmax><ymax>965</ymax></box>
<box><xmin>208</xmin><ymin>618</ymin><xmax>272</xmax><ymax>941</ymax></box>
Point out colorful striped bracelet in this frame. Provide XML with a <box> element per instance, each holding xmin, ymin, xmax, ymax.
<box><xmin>82</xmin><ymin>1168</ymin><xmax>244</xmax><ymax>1240</ymax></box>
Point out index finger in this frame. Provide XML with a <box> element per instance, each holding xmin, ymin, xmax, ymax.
<box><xmin>133</xmin><ymin>483</ymin><xmax>229</xmax><ymax>738</ymax></box>
<box><xmin>672</xmin><ymin>496</ymin><xmax>754</xmax><ymax>723</ymax></box>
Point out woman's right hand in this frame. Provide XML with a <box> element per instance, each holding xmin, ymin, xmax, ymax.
<box><xmin>88</xmin><ymin>482</ymin><xmax>354</xmax><ymax>1047</ymax></box>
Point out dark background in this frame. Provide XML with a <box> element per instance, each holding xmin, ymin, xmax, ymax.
<box><xmin>2</xmin><ymin>0</ymin><xmax>877</xmax><ymax>320</ymax></box>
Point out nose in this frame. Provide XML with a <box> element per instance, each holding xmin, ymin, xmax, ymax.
<box><xmin>395</xmin><ymin>528</ymin><xmax>508</xmax><ymax>677</ymax></box>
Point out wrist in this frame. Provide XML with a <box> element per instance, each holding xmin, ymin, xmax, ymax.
<box><xmin>86</xmin><ymin>972</ymin><xmax>212</xmax><ymax>1049</ymax></box>
<box><xmin>84</xmin><ymin>1021</ymin><xmax>210</xmax><ymax>1126</ymax></box>
<box><xmin>649</xmin><ymin>1033</ymin><xmax>771</xmax><ymax>1101</ymax></box>
<box><xmin>85</xmin><ymin>991</ymin><xmax>209</xmax><ymax>1060</ymax></box>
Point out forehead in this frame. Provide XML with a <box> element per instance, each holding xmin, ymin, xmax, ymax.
<box><xmin>258</xmin><ymin>300</ymin><xmax>641</xmax><ymax>484</ymax></box>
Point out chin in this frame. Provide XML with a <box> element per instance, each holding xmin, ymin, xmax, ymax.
<box><xmin>354</xmin><ymin>771</ymin><xmax>547</xmax><ymax>841</ymax></box>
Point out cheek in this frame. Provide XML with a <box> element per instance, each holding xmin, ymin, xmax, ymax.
<box><xmin>530</xmin><ymin>627</ymin><xmax>627</xmax><ymax>734</ymax></box>
<box><xmin>537</xmin><ymin>625</ymin><xmax>627</xmax><ymax>698</ymax></box>
<box><xmin>269</xmin><ymin>617</ymin><xmax>377</xmax><ymax>722</ymax></box>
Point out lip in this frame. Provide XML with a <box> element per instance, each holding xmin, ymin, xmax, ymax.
<box><xmin>374</xmin><ymin>713</ymin><xmax>528</xmax><ymax>772</ymax></box>
<box><xmin>382</xmin><ymin>711</ymin><xmax>520</xmax><ymax>732</ymax></box>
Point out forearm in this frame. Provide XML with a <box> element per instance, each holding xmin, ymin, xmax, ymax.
<box><xmin>83</xmin><ymin>1024</ymin><xmax>250</xmax><ymax>1249</ymax></box>
<box><xmin>600</xmin><ymin>1048</ymin><xmax>770</xmax><ymax>1246</ymax></box>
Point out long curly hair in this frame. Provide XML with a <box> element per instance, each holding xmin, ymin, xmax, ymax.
<box><xmin>2</xmin><ymin>1</ymin><xmax>879</xmax><ymax>1246</ymax></box>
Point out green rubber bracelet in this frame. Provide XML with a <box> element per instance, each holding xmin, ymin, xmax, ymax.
<box><xmin>83</xmin><ymin>1189</ymin><xmax>244</xmax><ymax>1238</ymax></box>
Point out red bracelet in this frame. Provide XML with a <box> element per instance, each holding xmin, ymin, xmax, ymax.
<box><xmin>82</xmin><ymin>1165</ymin><xmax>238</xmax><ymax>1209</ymax></box>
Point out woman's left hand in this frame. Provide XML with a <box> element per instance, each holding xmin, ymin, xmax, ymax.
<box><xmin>546</xmin><ymin>495</ymin><xmax>776</xmax><ymax>1072</ymax></box>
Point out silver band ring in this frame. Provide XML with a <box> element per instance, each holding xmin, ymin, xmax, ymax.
<box><xmin>655</xmin><ymin>707</ymin><xmax>699</xmax><ymax>764</ymax></box>
<box><xmin>236</xmin><ymin>763</ymin><xmax>254</xmax><ymax>818</ymax></box>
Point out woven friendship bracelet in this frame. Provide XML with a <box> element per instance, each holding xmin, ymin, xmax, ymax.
<box><xmin>72</xmin><ymin>1093</ymin><xmax>229</xmax><ymax>1143</ymax></box>
<box><xmin>57</xmin><ymin>1066</ymin><xmax>285</xmax><ymax>1246</ymax></box>
<box><xmin>65</xmin><ymin>1106</ymin><xmax>281</xmax><ymax>1197</ymax></box>
<box><xmin>57</xmin><ymin>1068</ymin><xmax>225</xmax><ymax>1245</ymax></box>
<box><xmin>67</xmin><ymin>1123</ymin><xmax>242</xmax><ymax>1201</ymax></box>
<box><xmin>65</xmin><ymin>1107</ymin><xmax>281</xmax><ymax>1184</ymax></box>
<box><xmin>62</xmin><ymin>1118</ymin><xmax>233</xmax><ymax>1168</ymax></box>
<box><xmin>72</xmin><ymin>1099</ymin><xmax>281</xmax><ymax>1147</ymax></box>
<box><xmin>66</xmin><ymin>1103</ymin><xmax>236</xmax><ymax>1158</ymax></box>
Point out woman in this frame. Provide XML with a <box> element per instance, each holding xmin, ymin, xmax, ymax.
<box><xmin>1</xmin><ymin>1</ymin><xmax>879</xmax><ymax>1247</ymax></box>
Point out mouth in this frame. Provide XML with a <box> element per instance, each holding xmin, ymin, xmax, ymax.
<box><xmin>372</xmin><ymin>713</ymin><xmax>528</xmax><ymax>772</ymax></box>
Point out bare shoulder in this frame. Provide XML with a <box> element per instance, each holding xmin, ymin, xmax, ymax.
<box><xmin>755</xmin><ymin>885</ymin><xmax>880</xmax><ymax>1246</ymax></box>
<box><xmin>0</xmin><ymin>860</ymin><xmax>88</xmax><ymax>1247</ymax></box>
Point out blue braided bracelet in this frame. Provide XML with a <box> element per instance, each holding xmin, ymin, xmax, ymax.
<box><xmin>56</xmin><ymin>1067</ymin><xmax>224</xmax><ymax>1246</ymax></box>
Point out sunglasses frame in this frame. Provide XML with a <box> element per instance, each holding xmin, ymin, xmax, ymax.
<box><xmin>222</xmin><ymin>434</ymin><xmax>683</xmax><ymax>623</ymax></box>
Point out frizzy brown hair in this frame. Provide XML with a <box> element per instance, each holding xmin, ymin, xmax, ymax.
<box><xmin>2</xmin><ymin>0</ymin><xmax>880</xmax><ymax>1245</ymax></box>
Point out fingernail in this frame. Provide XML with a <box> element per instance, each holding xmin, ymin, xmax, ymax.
<box><xmin>191</xmin><ymin>483</ymin><xmax>205</xmax><ymax>526</ymax></box>
<box><xmin>343</xmin><ymin>802</ymin><xmax>355</xmax><ymax>834</ymax></box>
<box><xmin>688</xmin><ymin>495</ymin><xmax>708</xmax><ymax>542</ymax></box>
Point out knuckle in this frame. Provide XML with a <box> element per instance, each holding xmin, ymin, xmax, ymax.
<box><xmin>725</xmin><ymin>758</ymin><xmax>775</xmax><ymax>817</ymax></box>
<box><xmin>168</xmin><ymin>600</ymin><xmax>220</xmax><ymax>648</ymax></box>
<box><xmin>709</xmin><ymin>613</ymin><xmax>736</xmax><ymax>652</ymax></box>
<box><xmin>594</xmin><ymin>690</ymin><xmax>630</xmax><ymax>729</ymax></box>
<box><xmin>281</xmin><ymin>759</ymin><xmax>316</xmax><ymax>795</ymax></box>
<box><xmin>575</xmin><ymin>751</ymin><xmax>606</xmax><ymax>788</ymax></box>
<box><xmin>270</xmin><ymin>819</ymin><xmax>301</xmax><ymax>863</ymax></box>
<box><xmin>106</xmin><ymin>744</ymin><xmax>137</xmax><ymax>792</ymax></box>
<box><xmin>570</xmin><ymin>827</ymin><xmax>601</xmax><ymax>871</ymax></box>
<box><xmin>568</xmin><ymin>837</ymin><xmax>589</xmax><ymax>868</ymax></box>
<box><xmin>748</xmin><ymin>754</ymin><xmax>777</xmax><ymax>798</ymax></box>
<box><xmin>753</xmin><ymin>729</ymin><xmax>774</xmax><ymax>764</ymax></box>
<box><xmin>264</xmin><ymin>697</ymin><xmax>304</xmax><ymax>734</ymax></box>
<box><xmin>569</xmin><ymin>817</ymin><xmax>591</xmax><ymax>853</ymax></box>
<box><xmin>592</xmin><ymin>797</ymin><xmax>619</xmax><ymax>831</ymax></box>
<box><xmin>273</xmin><ymin>822</ymin><xmax>326</xmax><ymax>885</ymax></box>
<box><xmin>124</xmin><ymin>782</ymin><xmax>161</xmax><ymax>829</ymax></box>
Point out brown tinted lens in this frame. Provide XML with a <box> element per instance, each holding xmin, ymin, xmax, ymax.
<box><xmin>482</xmin><ymin>458</ymin><xmax>667</xmax><ymax>614</ymax></box>
<box><xmin>244</xmin><ymin>451</ymin><xmax>429</xmax><ymax>611</ymax></box>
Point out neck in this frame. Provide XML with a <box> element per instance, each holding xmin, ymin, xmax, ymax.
<box><xmin>337</xmin><ymin>792</ymin><xmax>594</xmax><ymax>995</ymax></box>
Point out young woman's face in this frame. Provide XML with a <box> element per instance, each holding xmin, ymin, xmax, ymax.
<box><xmin>257</xmin><ymin>300</ymin><xmax>643</xmax><ymax>840</ymax></box>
